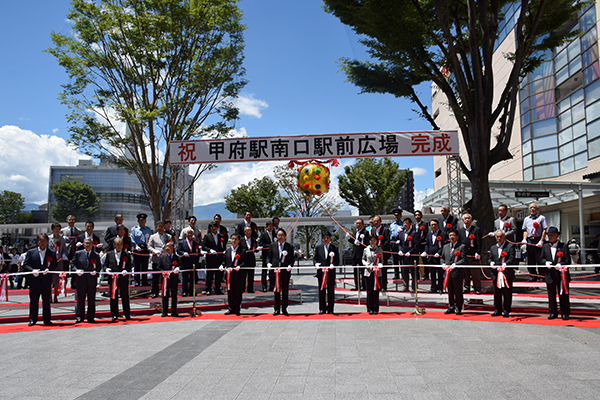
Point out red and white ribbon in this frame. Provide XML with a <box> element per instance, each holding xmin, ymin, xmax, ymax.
<box><xmin>453</xmin><ymin>250</ymin><xmax>460</xmax><ymax>264</ymax></box>
<box><xmin>46</xmin><ymin>256</ymin><xmax>53</xmax><ymax>270</ymax></box>
<box><xmin>407</xmin><ymin>235</ymin><xmax>413</xmax><ymax>248</ymax></box>
<box><xmin>0</xmin><ymin>274</ymin><xmax>8</xmax><ymax>301</ymax></box>
<box><xmin>280</xmin><ymin>250</ymin><xmax>288</xmax><ymax>265</ymax></box>
<box><xmin>442</xmin><ymin>264</ymin><xmax>455</xmax><ymax>291</ymax></box>
<box><xmin>378</xmin><ymin>235</ymin><xmax>383</xmax><ymax>246</ymax></box>
<box><xmin>556</xmin><ymin>251</ymin><xmax>564</xmax><ymax>264</ymax></box>
<box><xmin>496</xmin><ymin>266</ymin><xmax>508</xmax><ymax>289</ymax></box>
<box><xmin>373</xmin><ymin>265</ymin><xmax>381</xmax><ymax>290</ymax></box>
<box><xmin>504</xmin><ymin>222</ymin><xmax>510</xmax><ymax>231</ymax></box>
<box><xmin>226</xmin><ymin>268</ymin><xmax>232</xmax><ymax>290</ymax></box>
<box><xmin>329</xmin><ymin>251</ymin><xmax>335</xmax><ymax>265</ymax></box>
<box><xmin>500</xmin><ymin>251</ymin><xmax>507</xmax><ymax>265</ymax></box>
<box><xmin>320</xmin><ymin>267</ymin><xmax>328</xmax><ymax>290</ymax></box>
<box><xmin>122</xmin><ymin>256</ymin><xmax>128</xmax><ymax>270</ymax></box>
<box><xmin>59</xmin><ymin>272</ymin><xmax>67</xmax><ymax>297</ymax></box>
<box><xmin>558</xmin><ymin>265</ymin><xmax>569</xmax><ymax>295</ymax></box>
<box><xmin>110</xmin><ymin>273</ymin><xmax>119</xmax><ymax>299</ymax></box>
<box><xmin>234</xmin><ymin>253</ymin><xmax>240</xmax><ymax>267</ymax></box>
<box><xmin>469</xmin><ymin>234</ymin><xmax>475</xmax><ymax>247</ymax></box>
<box><xmin>532</xmin><ymin>221</ymin><xmax>539</xmax><ymax>235</ymax></box>
<box><xmin>161</xmin><ymin>271</ymin><xmax>170</xmax><ymax>296</ymax></box>
<box><xmin>274</xmin><ymin>268</ymin><xmax>281</xmax><ymax>292</ymax></box>
<box><xmin>437</xmin><ymin>235</ymin><xmax>442</xmax><ymax>249</ymax></box>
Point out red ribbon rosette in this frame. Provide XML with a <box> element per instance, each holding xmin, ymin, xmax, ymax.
<box><xmin>122</xmin><ymin>256</ymin><xmax>128</xmax><ymax>262</ymax></box>
<box><xmin>500</xmin><ymin>251</ymin><xmax>507</xmax><ymax>258</ymax></box>
<box><xmin>437</xmin><ymin>236</ymin><xmax>442</xmax><ymax>241</ymax></box>
<box><xmin>420</xmin><ymin>226</ymin><xmax>425</xmax><ymax>231</ymax></box>
<box><xmin>234</xmin><ymin>254</ymin><xmax>241</xmax><ymax>260</ymax></box>
<box><xmin>124</xmin><ymin>244</ymin><xmax>129</xmax><ymax>250</ymax></box>
<box><xmin>453</xmin><ymin>249</ymin><xmax>460</xmax><ymax>263</ymax></box>
<box><xmin>252</xmin><ymin>243</ymin><xmax>257</xmax><ymax>248</ymax></box>
<box><xmin>469</xmin><ymin>233</ymin><xmax>475</xmax><ymax>247</ymax></box>
<box><xmin>90</xmin><ymin>258</ymin><xmax>96</xmax><ymax>265</ymax></box>
<box><xmin>378</xmin><ymin>235</ymin><xmax>383</xmax><ymax>240</ymax></box>
<box><xmin>407</xmin><ymin>236</ymin><xmax>412</xmax><ymax>241</ymax></box>
<box><xmin>172</xmin><ymin>260</ymin><xmax>178</xmax><ymax>266</ymax></box>
<box><xmin>56</xmin><ymin>242</ymin><xmax>61</xmax><ymax>248</ymax></box>
<box><xmin>447</xmin><ymin>223</ymin><xmax>452</xmax><ymax>229</ymax></box>
<box><xmin>557</xmin><ymin>251</ymin><xmax>564</xmax><ymax>258</ymax></box>
<box><xmin>93</xmin><ymin>240</ymin><xmax>98</xmax><ymax>246</ymax></box>
<box><xmin>377</xmin><ymin>235</ymin><xmax>383</xmax><ymax>246</ymax></box>
<box><xmin>533</xmin><ymin>222</ymin><xmax>539</xmax><ymax>228</ymax></box>
<box><xmin>46</xmin><ymin>256</ymin><xmax>52</xmax><ymax>263</ymax></box>
<box><xmin>220</xmin><ymin>237</ymin><xmax>224</xmax><ymax>242</ymax></box>
<box><xmin>504</xmin><ymin>222</ymin><xmax>510</xmax><ymax>228</ymax></box>
<box><xmin>375</xmin><ymin>252</ymin><xmax>382</xmax><ymax>259</ymax></box>
<box><xmin>469</xmin><ymin>234</ymin><xmax>475</xmax><ymax>239</ymax></box>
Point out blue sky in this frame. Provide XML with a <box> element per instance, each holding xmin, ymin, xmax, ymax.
<box><xmin>0</xmin><ymin>0</ymin><xmax>434</xmax><ymax>210</ymax></box>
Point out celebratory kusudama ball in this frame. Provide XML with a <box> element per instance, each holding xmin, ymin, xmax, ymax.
<box><xmin>296</xmin><ymin>162</ymin><xmax>330</xmax><ymax>196</ymax></box>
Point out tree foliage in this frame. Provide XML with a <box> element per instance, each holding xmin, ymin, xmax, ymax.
<box><xmin>337</xmin><ymin>158</ymin><xmax>408</xmax><ymax>215</ymax></box>
<box><xmin>0</xmin><ymin>191</ymin><xmax>25</xmax><ymax>224</ymax></box>
<box><xmin>324</xmin><ymin>0</ymin><xmax>583</xmax><ymax>232</ymax></box>
<box><xmin>46</xmin><ymin>0</ymin><xmax>247</xmax><ymax>222</ymax></box>
<box><xmin>224</xmin><ymin>176</ymin><xmax>289</xmax><ymax>218</ymax></box>
<box><xmin>51</xmin><ymin>180</ymin><xmax>101</xmax><ymax>222</ymax></box>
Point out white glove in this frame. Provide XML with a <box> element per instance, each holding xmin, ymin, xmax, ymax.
<box><xmin>405</xmin><ymin>252</ymin><xmax>411</xmax><ymax>257</ymax></box>
<box><xmin>90</xmin><ymin>270</ymin><xmax>97</xmax><ymax>276</ymax></box>
<box><xmin>267</xmin><ymin>263</ymin><xmax>272</xmax><ymax>270</ymax></box>
<box><xmin>183</xmin><ymin>252</ymin><xmax>189</xmax><ymax>257</ymax></box>
<box><xmin>556</xmin><ymin>263</ymin><xmax>562</xmax><ymax>268</ymax></box>
<box><xmin>235</xmin><ymin>266</ymin><xmax>240</xmax><ymax>271</ymax></box>
<box><xmin>315</xmin><ymin>263</ymin><xmax>321</xmax><ymax>269</ymax></box>
<box><xmin>364</xmin><ymin>268</ymin><xmax>371</xmax><ymax>277</ymax></box>
<box><xmin>536</xmin><ymin>241</ymin><xmax>544</xmax><ymax>248</ymax></box>
<box><xmin>398</xmin><ymin>251</ymin><xmax>404</xmax><ymax>256</ymax></box>
<box><xmin>434</xmin><ymin>253</ymin><xmax>440</xmax><ymax>258</ymax></box>
<box><xmin>106</xmin><ymin>268</ymin><xmax>112</xmax><ymax>273</ymax></box>
<box><xmin>501</xmin><ymin>263</ymin><xmax>507</xmax><ymax>268</ymax></box>
<box><xmin>395</xmin><ymin>240</ymin><xmax>401</xmax><ymax>245</ymax></box>
<box><xmin>173</xmin><ymin>267</ymin><xmax>180</xmax><ymax>274</ymax></box>
<box><xmin>490</xmin><ymin>261</ymin><xmax>495</xmax><ymax>267</ymax></box>
<box><xmin>62</xmin><ymin>255</ymin><xmax>69</xmax><ymax>261</ymax></box>
<box><xmin>329</xmin><ymin>264</ymin><xmax>334</xmax><ymax>270</ymax></box>
<box><xmin>451</xmin><ymin>263</ymin><xmax>456</xmax><ymax>268</ymax></box>
<box><xmin>441</xmin><ymin>264</ymin><xmax>447</xmax><ymax>269</ymax></box>
<box><xmin>219</xmin><ymin>265</ymin><xmax>224</xmax><ymax>271</ymax></box>
<box><xmin>76</xmin><ymin>269</ymin><xmax>83</xmax><ymax>276</ymax></box>
<box><xmin>32</xmin><ymin>269</ymin><xmax>40</xmax><ymax>277</ymax></box>
<box><xmin>521</xmin><ymin>239</ymin><xmax>527</xmax><ymax>244</ymax></box>
<box><xmin>210</xmin><ymin>249</ymin><xmax>217</xmax><ymax>254</ymax></box>
<box><xmin>545</xmin><ymin>261</ymin><xmax>552</xmax><ymax>267</ymax></box>
<box><xmin>121</xmin><ymin>270</ymin><xmax>127</xmax><ymax>276</ymax></box>
<box><xmin>43</xmin><ymin>268</ymin><xmax>49</xmax><ymax>275</ymax></box>
<box><xmin>286</xmin><ymin>266</ymin><xmax>292</xmax><ymax>272</ymax></box>
<box><xmin>475</xmin><ymin>253</ymin><xmax>481</xmax><ymax>260</ymax></box>
<box><xmin>378</xmin><ymin>263</ymin><xmax>383</xmax><ymax>268</ymax></box>
<box><xmin>345</xmin><ymin>232</ymin><xmax>350</xmax><ymax>239</ymax></box>
<box><xmin>488</xmin><ymin>232</ymin><xmax>495</xmax><ymax>237</ymax></box>
<box><xmin>421</xmin><ymin>252</ymin><xmax>427</xmax><ymax>257</ymax></box>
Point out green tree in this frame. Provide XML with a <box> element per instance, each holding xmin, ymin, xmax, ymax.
<box><xmin>337</xmin><ymin>158</ymin><xmax>408</xmax><ymax>215</ymax></box>
<box><xmin>0</xmin><ymin>191</ymin><xmax>25</xmax><ymax>224</ymax></box>
<box><xmin>224</xmin><ymin>176</ymin><xmax>289</xmax><ymax>218</ymax></box>
<box><xmin>15</xmin><ymin>213</ymin><xmax>33</xmax><ymax>224</ymax></box>
<box><xmin>273</xmin><ymin>165</ymin><xmax>343</xmax><ymax>257</ymax></box>
<box><xmin>51</xmin><ymin>180</ymin><xmax>101</xmax><ymax>222</ymax></box>
<box><xmin>324</xmin><ymin>0</ymin><xmax>582</xmax><ymax>233</ymax></box>
<box><xmin>46</xmin><ymin>0</ymin><xmax>247</xmax><ymax>222</ymax></box>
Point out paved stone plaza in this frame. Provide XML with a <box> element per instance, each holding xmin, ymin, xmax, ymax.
<box><xmin>2</xmin><ymin>266</ymin><xmax>600</xmax><ymax>400</ymax></box>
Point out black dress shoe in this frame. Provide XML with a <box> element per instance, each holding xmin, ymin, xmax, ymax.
<box><xmin>248</xmin><ymin>290</ymin><xmax>255</xmax><ymax>294</ymax></box>
<box><xmin>215</xmin><ymin>291</ymin><xmax>223</xmax><ymax>295</ymax></box>
<box><xmin>438</xmin><ymin>290</ymin><xmax>443</xmax><ymax>294</ymax></box>
<box><xmin>151</xmin><ymin>294</ymin><xmax>158</xmax><ymax>299</ymax></box>
<box><xmin>75</xmin><ymin>318</ymin><xmax>83</xmax><ymax>324</ymax></box>
<box><xmin>491</xmin><ymin>311</ymin><xmax>501</xmax><ymax>317</ymax></box>
<box><xmin>28</xmin><ymin>321</ymin><xmax>35</xmax><ymax>326</ymax></box>
<box><xmin>273</xmin><ymin>310</ymin><xmax>280</xmax><ymax>316</ymax></box>
<box><xmin>282</xmin><ymin>310</ymin><xmax>289</xmax><ymax>316</ymax></box>
<box><xmin>455</xmin><ymin>309</ymin><xmax>462</xmax><ymax>315</ymax></box>
<box><xmin>444</xmin><ymin>308</ymin><xmax>454</xmax><ymax>315</ymax></box>
<box><xmin>402</xmin><ymin>286</ymin><xmax>409</xmax><ymax>292</ymax></box>
<box><xmin>112</xmin><ymin>316</ymin><xmax>118</xmax><ymax>322</ymax></box>
<box><xmin>562</xmin><ymin>315</ymin><xmax>569</xmax><ymax>321</ymax></box>
<box><xmin>236</xmin><ymin>312</ymin><xmax>241</xmax><ymax>316</ymax></box>
<box><xmin>373</xmin><ymin>311</ymin><xmax>378</xmax><ymax>315</ymax></box>
<box><xmin>548</xmin><ymin>313</ymin><xmax>557</xmax><ymax>320</ymax></box>
<box><xmin>125</xmin><ymin>316</ymin><xmax>132</xmax><ymax>320</ymax></box>
<box><xmin>262</xmin><ymin>288</ymin><xmax>267</xmax><ymax>292</ymax></box>
<box><xmin>161</xmin><ymin>313</ymin><xmax>168</xmax><ymax>317</ymax></box>
<box><xmin>224</xmin><ymin>311</ymin><xmax>233</xmax><ymax>315</ymax></box>
<box><xmin>503</xmin><ymin>311</ymin><xmax>510</xmax><ymax>318</ymax></box>
<box><xmin>528</xmin><ymin>277</ymin><xmax>536</xmax><ymax>282</ymax></box>
<box><xmin>172</xmin><ymin>313</ymin><xmax>179</xmax><ymax>317</ymax></box>
<box><xmin>43</xmin><ymin>322</ymin><xmax>54</xmax><ymax>326</ymax></box>
<box><xmin>88</xmin><ymin>319</ymin><xmax>96</xmax><ymax>323</ymax></box>
<box><xmin>368</xmin><ymin>310</ymin><xmax>374</xmax><ymax>315</ymax></box>
<box><xmin>428</xmin><ymin>289</ymin><xmax>436</xmax><ymax>293</ymax></box>
<box><xmin>318</xmin><ymin>310</ymin><xmax>325</xmax><ymax>315</ymax></box>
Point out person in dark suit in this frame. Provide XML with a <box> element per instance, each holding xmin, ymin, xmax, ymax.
<box><xmin>104</xmin><ymin>214</ymin><xmax>128</xmax><ymax>247</ymax></box>
<box><xmin>105</xmin><ymin>224</ymin><xmax>132</xmax><ymax>252</ymax></box>
<box><xmin>441</xmin><ymin>229</ymin><xmax>466</xmax><ymax>315</ymax></box>
<box><xmin>414</xmin><ymin>210</ymin><xmax>429</xmax><ymax>279</ymax></box>
<box><xmin>488</xmin><ymin>230</ymin><xmax>516</xmax><ymax>317</ymax></box>
<box><xmin>203</xmin><ymin>222</ymin><xmax>225</xmax><ymax>295</ymax></box>
<box><xmin>157</xmin><ymin>241</ymin><xmax>180</xmax><ymax>317</ymax></box>
<box><xmin>76</xmin><ymin>221</ymin><xmax>103</xmax><ymax>254</ymax></box>
<box><xmin>267</xmin><ymin>229</ymin><xmax>295</xmax><ymax>316</ymax></box>
<box><xmin>422</xmin><ymin>219</ymin><xmax>447</xmax><ymax>293</ymax></box>
<box><xmin>398</xmin><ymin>218</ymin><xmax>419</xmax><ymax>292</ymax></box>
<box><xmin>371</xmin><ymin>215</ymin><xmax>390</xmax><ymax>290</ymax></box>
<box><xmin>22</xmin><ymin>234</ymin><xmax>58</xmax><ymax>326</ymax></box>
<box><xmin>347</xmin><ymin>218</ymin><xmax>368</xmax><ymax>291</ymax></box>
<box><xmin>539</xmin><ymin>226</ymin><xmax>571</xmax><ymax>320</ymax></box>
<box><xmin>177</xmin><ymin>229</ymin><xmax>200</xmax><ymax>297</ymax></box>
<box><xmin>221</xmin><ymin>233</ymin><xmax>246</xmax><ymax>315</ymax></box>
<box><xmin>236</xmin><ymin>211</ymin><xmax>258</xmax><ymax>239</ymax></box>
<box><xmin>61</xmin><ymin>215</ymin><xmax>81</xmax><ymax>261</ymax></box>
<box><xmin>259</xmin><ymin>221</ymin><xmax>276</xmax><ymax>292</ymax></box>
<box><xmin>103</xmin><ymin>237</ymin><xmax>132</xmax><ymax>321</ymax></box>
<box><xmin>491</xmin><ymin>204</ymin><xmax>518</xmax><ymax>243</ymax></box>
<box><xmin>458</xmin><ymin>213</ymin><xmax>482</xmax><ymax>293</ymax></box>
<box><xmin>313</xmin><ymin>231</ymin><xmax>340</xmax><ymax>314</ymax></box>
<box><xmin>437</xmin><ymin>205</ymin><xmax>458</xmax><ymax>233</ymax></box>
<box><xmin>214</xmin><ymin>214</ymin><xmax>229</xmax><ymax>244</ymax></box>
<box><xmin>362</xmin><ymin>235</ymin><xmax>383</xmax><ymax>315</ymax></box>
<box><xmin>71</xmin><ymin>238</ymin><xmax>102</xmax><ymax>323</ymax></box>
<box><xmin>241</xmin><ymin>226</ymin><xmax>257</xmax><ymax>293</ymax></box>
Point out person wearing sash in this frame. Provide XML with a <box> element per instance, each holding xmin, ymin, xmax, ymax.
<box><xmin>539</xmin><ymin>226</ymin><xmax>571</xmax><ymax>320</ymax></box>
<box><xmin>267</xmin><ymin>229</ymin><xmax>295</xmax><ymax>316</ymax></box>
<box><xmin>103</xmin><ymin>237</ymin><xmax>132</xmax><ymax>321</ymax></box>
<box><xmin>71</xmin><ymin>238</ymin><xmax>102</xmax><ymax>323</ymax></box>
<box><xmin>313</xmin><ymin>231</ymin><xmax>340</xmax><ymax>314</ymax></box>
<box><xmin>148</xmin><ymin>221</ymin><xmax>173</xmax><ymax>298</ymax></box>
<box><xmin>157</xmin><ymin>241</ymin><xmax>180</xmax><ymax>317</ymax></box>
<box><xmin>488</xmin><ymin>230</ymin><xmax>516</xmax><ymax>317</ymax></box>
<box><xmin>362</xmin><ymin>235</ymin><xmax>383</xmax><ymax>315</ymax></box>
<box><xmin>441</xmin><ymin>229</ymin><xmax>466</xmax><ymax>315</ymax></box>
<box><xmin>259</xmin><ymin>221</ymin><xmax>275</xmax><ymax>292</ymax></box>
<box><xmin>22</xmin><ymin>234</ymin><xmax>57</xmax><ymax>326</ymax></box>
<box><xmin>221</xmin><ymin>233</ymin><xmax>246</xmax><ymax>315</ymax></box>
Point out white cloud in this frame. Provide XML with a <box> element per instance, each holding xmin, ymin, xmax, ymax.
<box><xmin>0</xmin><ymin>126</ymin><xmax>89</xmax><ymax>204</ymax></box>
<box><xmin>52</xmin><ymin>128</ymin><xmax>59</xmax><ymax>134</ymax></box>
<box><xmin>234</xmin><ymin>93</ymin><xmax>268</xmax><ymax>118</ymax></box>
<box><xmin>411</xmin><ymin>167</ymin><xmax>428</xmax><ymax>176</ymax></box>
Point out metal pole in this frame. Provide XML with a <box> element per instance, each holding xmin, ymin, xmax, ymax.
<box><xmin>190</xmin><ymin>263</ymin><xmax>201</xmax><ymax>317</ymax></box>
<box><xmin>578</xmin><ymin>185</ymin><xmax>586</xmax><ymax>266</ymax></box>
<box><xmin>411</xmin><ymin>260</ymin><xmax>425</xmax><ymax>315</ymax></box>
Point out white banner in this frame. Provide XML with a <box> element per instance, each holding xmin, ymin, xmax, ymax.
<box><xmin>170</xmin><ymin>131</ymin><xmax>459</xmax><ymax>164</ymax></box>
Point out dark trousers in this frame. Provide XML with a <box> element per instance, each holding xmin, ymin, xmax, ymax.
<box><xmin>547</xmin><ymin>280</ymin><xmax>570</xmax><ymax>316</ymax></box>
<box><xmin>363</xmin><ymin>273</ymin><xmax>380</xmax><ymax>312</ymax></box>
<box><xmin>28</xmin><ymin>276</ymin><xmax>52</xmax><ymax>324</ymax></box>
<box><xmin>245</xmin><ymin>266</ymin><xmax>255</xmax><ymax>293</ymax></box>
<box><xmin>206</xmin><ymin>268</ymin><xmax>223</xmax><ymax>294</ymax></box>
<box><xmin>463</xmin><ymin>260</ymin><xmax>481</xmax><ymax>292</ymax></box>
<box><xmin>447</xmin><ymin>270</ymin><xmax>464</xmax><ymax>310</ymax></box>
<box><xmin>134</xmin><ymin>249</ymin><xmax>150</xmax><ymax>286</ymax></box>
<box><xmin>227</xmin><ymin>270</ymin><xmax>244</xmax><ymax>313</ymax></box>
<box><xmin>379</xmin><ymin>255</ymin><xmax>390</xmax><ymax>290</ymax></box>
<box><xmin>527</xmin><ymin>238</ymin><xmax>543</xmax><ymax>277</ymax></box>
<box><xmin>261</xmin><ymin>259</ymin><xmax>270</xmax><ymax>291</ymax></box>
<box><xmin>273</xmin><ymin>269</ymin><xmax>291</xmax><ymax>312</ymax></box>
<box><xmin>75</xmin><ymin>274</ymin><xmax>98</xmax><ymax>321</ymax></box>
<box><xmin>352</xmin><ymin>257</ymin><xmax>364</xmax><ymax>290</ymax></box>
<box><xmin>317</xmin><ymin>268</ymin><xmax>336</xmax><ymax>313</ymax></box>
<box><xmin>428</xmin><ymin>259</ymin><xmax>443</xmax><ymax>290</ymax></box>
<box><xmin>151</xmin><ymin>263</ymin><xmax>161</xmax><ymax>296</ymax></box>
<box><xmin>181</xmin><ymin>270</ymin><xmax>194</xmax><ymax>295</ymax></box>
<box><xmin>162</xmin><ymin>275</ymin><xmax>179</xmax><ymax>315</ymax></box>
<box><xmin>109</xmin><ymin>275</ymin><xmax>131</xmax><ymax>318</ymax></box>
<box><xmin>402</xmin><ymin>257</ymin><xmax>418</xmax><ymax>290</ymax></box>
<box><xmin>392</xmin><ymin>253</ymin><xmax>401</xmax><ymax>279</ymax></box>
<box><xmin>492</xmin><ymin>278</ymin><xmax>513</xmax><ymax>313</ymax></box>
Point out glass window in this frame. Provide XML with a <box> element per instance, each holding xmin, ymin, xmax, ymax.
<box><xmin>584</xmin><ymin>61</ymin><xmax>600</xmax><ymax>85</ymax></box>
<box><xmin>522</xmin><ymin>139</ymin><xmax>532</xmax><ymax>155</ymax></box>
<box><xmin>522</xmin><ymin>125</ymin><xmax>531</xmax><ymax>142</ymax></box>
<box><xmin>574</xmin><ymin>151</ymin><xmax>588</xmax><ymax>169</ymax></box>
<box><xmin>582</xmin><ymin>44</ymin><xmax>598</xmax><ymax>68</ymax></box>
<box><xmin>556</xmin><ymin>65</ymin><xmax>570</xmax><ymax>85</ymax></box>
<box><xmin>585</xmin><ymin>79</ymin><xmax>600</xmax><ymax>104</ymax></box>
<box><xmin>521</xmin><ymin>99</ymin><xmax>529</xmax><ymax>114</ymax></box>
<box><xmin>568</xmin><ymin>40</ymin><xmax>581</xmax><ymax>60</ymax></box>
<box><xmin>523</xmin><ymin>167</ymin><xmax>533</xmax><ymax>180</ymax></box>
<box><xmin>534</xmin><ymin>163</ymin><xmax>559</xmax><ymax>179</ymax></box>
<box><xmin>589</xmin><ymin>137</ymin><xmax>600</xmax><ymax>159</ymax></box>
<box><xmin>572</xmin><ymin>88</ymin><xmax>584</xmax><ymax>105</ymax></box>
<box><xmin>581</xmin><ymin>6</ymin><xmax>596</xmax><ymax>32</ymax></box>
<box><xmin>530</xmin><ymin>61</ymin><xmax>553</xmax><ymax>80</ymax></box>
<box><xmin>572</xmin><ymin>101</ymin><xmax>585</xmax><ymax>122</ymax></box>
<box><xmin>581</xmin><ymin>27</ymin><xmax>597</xmax><ymax>51</ymax></box>
<box><xmin>531</xmin><ymin>105</ymin><xmax>555</xmax><ymax>121</ymax></box>
<box><xmin>589</xmin><ymin>118</ymin><xmax>600</xmax><ymax>140</ymax></box>
<box><xmin>530</xmin><ymin>77</ymin><xmax>554</xmax><ymax>93</ymax></box>
<box><xmin>557</xmin><ymin>96</ymin><xmax>570</xmax><ymax>114</ymax></box>
<box><xmin>586</xmin><ymin>99</ymin><xmax>600</xmax><ymax>122</ymax></box>
<box><xmin>570</xmin><ymin>56</ymin><xmax>582</xmax><ymax>75</ymax></box>
<box><xmin>532</xmin><ymin>134</ymin><xmax>557</xmax><ymax>151</ymax></box>
<box><xmin>558</xmin><ymin>110</ymin><xmax>572</xmax><ymax>130</ymax></box>
<box><xmin>523</xmin><ymin>153</ymin><xmax>532</xmax><ymax>168</ymax></box>
<box><xmin>559</xmin><ymin>142</ymin><xmax>574</xmax><ymax>159</ymax></box>
<box><xmin>560</xmin><ymin>157</ymin><xmax>575</xmax><ymax>174</ymax></box>
<box><xmin>531</xmin><ymin>118</ymin><xmax>556</xmax><ymax>137</ymax></box>
<box><xmin>521</xmin><ymin>110</ymin><xmax>530</xmax><ymax>126</ymax></box>
<box><xmin>533</xmin><ymin>148</ymin><xmax>558</xmax><ymax>164</ymax></box>
<box><xmin>520</xmin><ymin>84</ymin><xmax>529</xmax><ymax>98</ymax></box>
<box><xmin>574</xmin><ymin>135</ymin><xmax>587</xmax><ymax>153</ymax></box>
<box><xmin>555</xmin><ymin>48</ymin><xmax>568</xmax><ymax>71</ymax></box>
<box><xmin>558</xmin><ymin>127</ymin><xmax>573</xmax><ymax>145</ymax></box>
<box><xmin>573</xmin><ymin>120</ymin><xmax>586</xmax><ymax>138</ymax></box>
<box><xmin>532</xmin><ymin>90</ymin><xmax>554</xmax><ymax>106</ymax></box>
